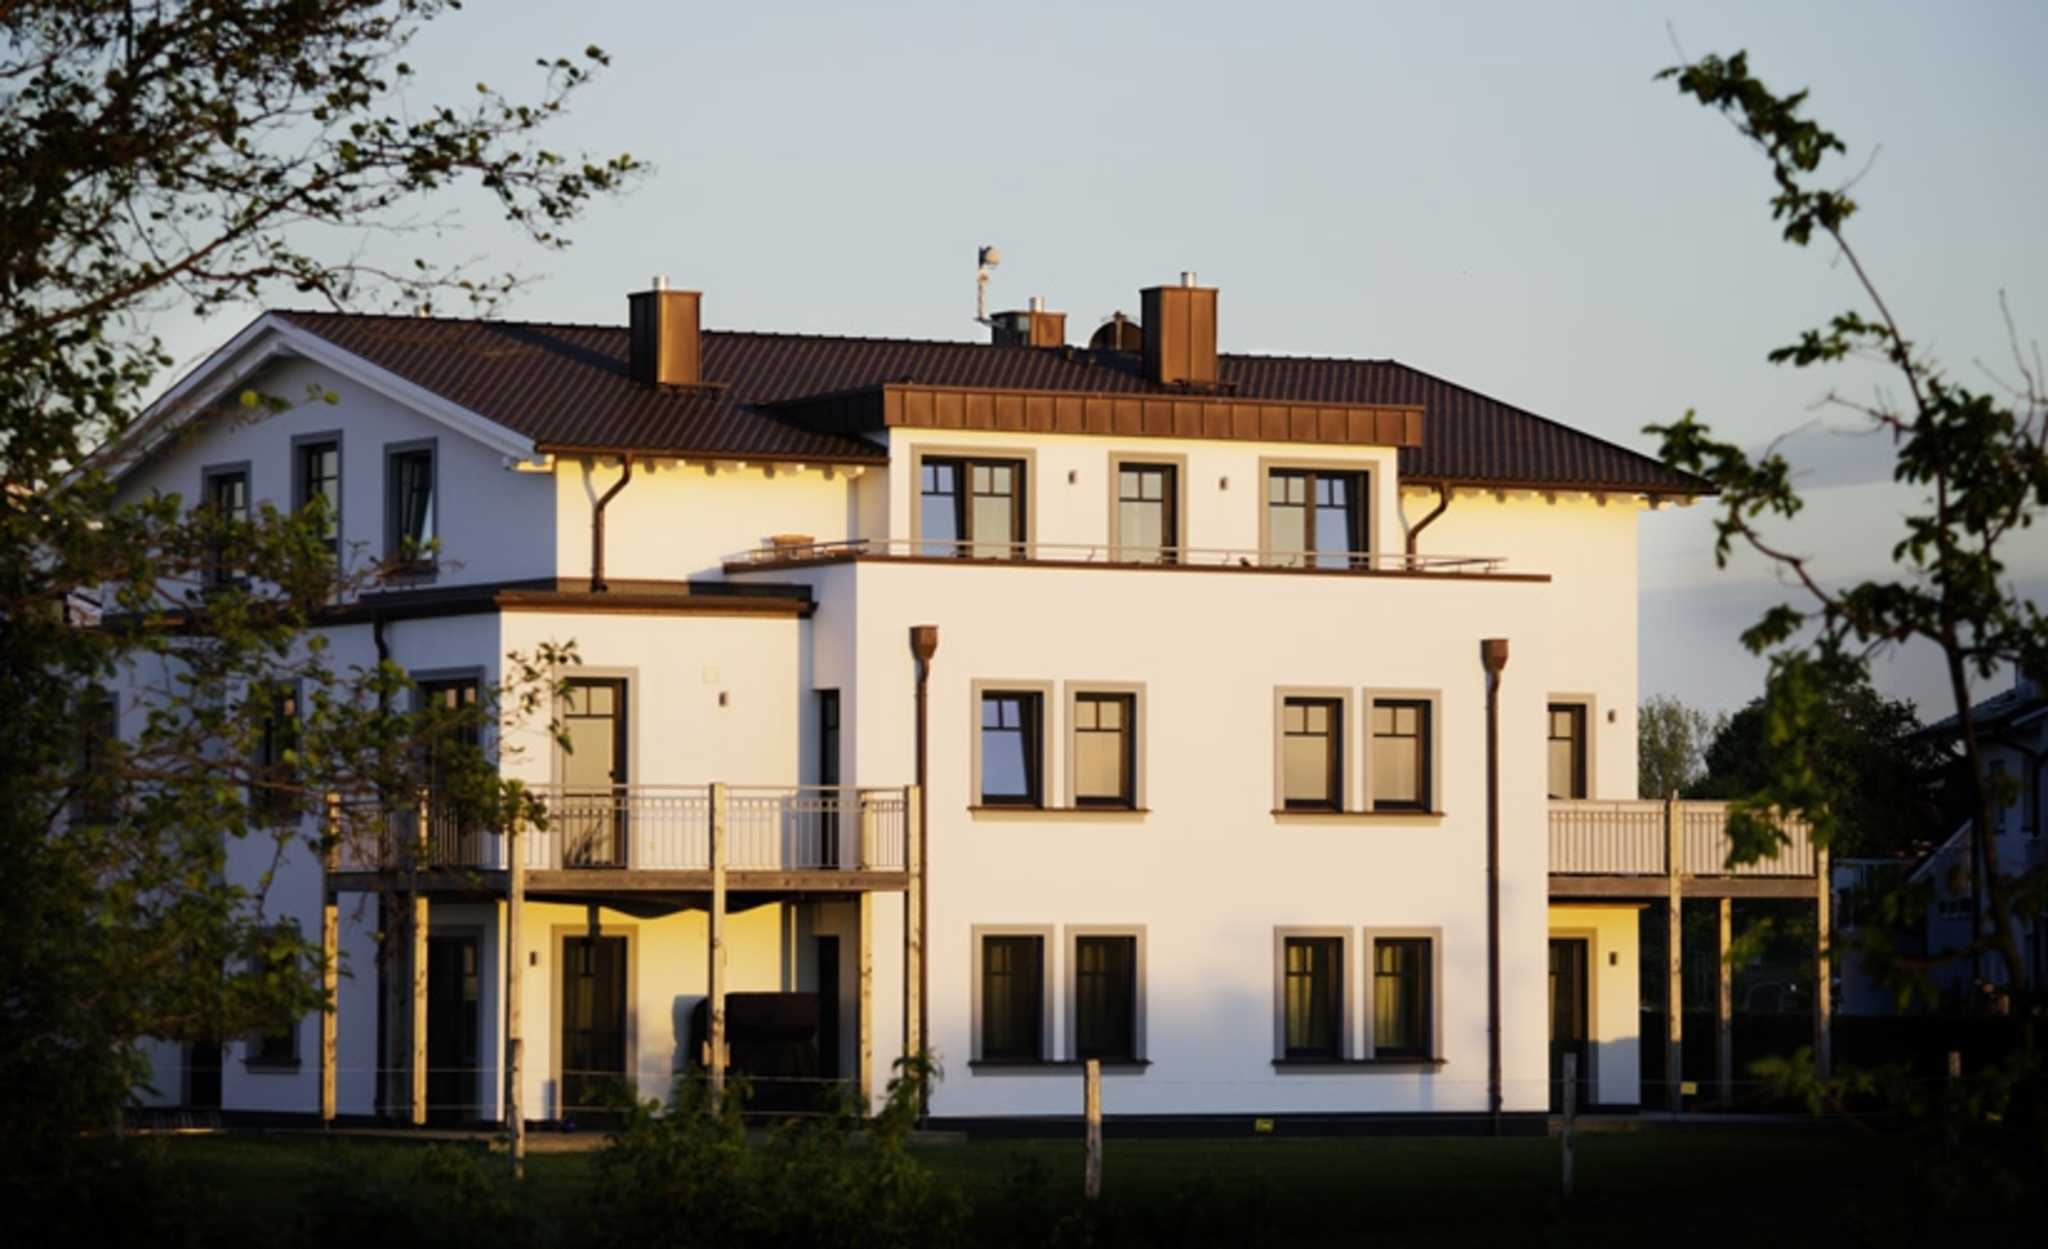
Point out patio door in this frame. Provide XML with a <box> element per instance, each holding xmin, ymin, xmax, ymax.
<box><xmin>561</xmin><ymin>935</ymin><xmax>627</xmax><ymax>1116</ymax></box>
<box><xmin>561</xmin><ymin>678</ymin><xmax>628</xmax><ymax>867</ymax></box>
<box><xmin>426</xmin><ymin>934</ymin><xmax>481</xmax><ymax>1121</ymax></box>
<box><xmin>1549</xmin><ymin>938</ymin><xmax>1591</xmax><ymax>1112</ymax></box>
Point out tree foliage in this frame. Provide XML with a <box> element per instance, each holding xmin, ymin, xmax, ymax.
<box><xmin>1649</xmin><ymin>50</ymin><xmax>2047</xmax><ymax>1003</ymax></box>
<box><xmin>0</xmin><ymin>0</ymin><xmax>636</xmax><ymax>1155</ymax></box>
<box><xmin>1637</xmin><ymin>694</ymin><xmax>1721</xmax><ymax>799</ymax></box>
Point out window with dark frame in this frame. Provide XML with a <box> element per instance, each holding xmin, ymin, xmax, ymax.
<box><xmin>295</xmin><ymin>439</ymin><xmax>341</xmax><ymax>556</ymax></box>
<box><xmin>1115</xmin><ymin>463</ymin><xmax>1177</xmax><ymax>563</ymax></box>
<box><xmin>247</xmin><ymin>922</ymin><xmax>301</xmax><ymax>1068</ymax></box>
<box><xmin>418</xmin><ymin>677</ymin><xmax>482</xmax><ymax>859</ymax></box>
<box><xmin>1370</xmin><ymin>699</ymin><xmax>1431</xmax><ymax>811</ymax></box>
<box><xmin>387</xmin><ymin>445</ymin><xmax>436</xmax><ymax>564</ymax></box>
<box><xmin>70</xmin><ymin>685</ymin><xmax>119</xmax><ymax>825</ymax></box>
<box><xmin>817</xmin><ymin>690</ymin><xmax>841</xmax><ymax>863</ymax></box>
<box><xmin>249</xmin><ymin>683</ymin><xmax>301</xmax><ymax>826</ymax></box>
<box><xmin>1266</xmin><ymin>468</ymin><xmax>1368</xmax><ymax>568</ymax></box>
<box><xmin>980</xmin><ymin>934</ymin><xmax>1044</xmax><ymax>1061</ymax></box>
<box><xmin>1282</xmin><ymin>936</ymin><xmax>1343</xmax><ymax>1059</ymax></box>
<box><xmin>204</xmin><ymin>466</ymin><xmax>249</xmax><ymax>586</ymax></box>
<box><xmin>1072</xmin><ymin>692</ymin><xmax>1135</xmax><ymax>808</ymax></box>
<box><xmin>1547</xmin><ymin>703</ymin><xmax>1588</xmax><ymax>800</ymax></box>
<box><xmin>1372</xmin><ymin>938</ymin><xmax>1432</xmax><ymax>1060</ymax></box>
<box><xmin>979</xmin><ymin>691</ymin><xmax>1043</xmax><ymax>806</ymax></box>
<box><xmin>1074</xmin><ymin>935</ymin><xmax>1138</xmax><ymax>1062</ymax></box>
<box><xmin>920</xmin><ymin>456</ymin><xmax>1026</xmax><ymax>558</ymax></box>
<box><xmin>1281</xmin><ymin>696</ymin><xmax>1343</xmax><ymax>810</ymax></box>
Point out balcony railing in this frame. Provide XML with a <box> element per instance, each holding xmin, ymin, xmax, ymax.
<box><xmin>725</xmin><ymin>537</ymin><xmax>1510</xmax><ymax>575</ymax></box>
<box><xmin>334</xmin><ymin>785</ymin><xmax>909</xmax><ymax>874</ymax></box>
<box><xmin>1548</xmin><ymin>799</ymin><xmax>1817</xmax><ymax>878</ymax></box>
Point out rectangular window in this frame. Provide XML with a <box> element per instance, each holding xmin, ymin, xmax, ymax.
<box><xmin>246</xmin><ymin>922</ymin><xmax>302</xmax><ymax>1068</ymax></box>
<box><xmin>1370</xmin><ymin>699</ymin><xmax>1431</xmax><ymax>811</ymax></box>
<box><xmin>1282</xmin><ymin>936</ymin><xmax>1343</xmax><ymax>1059</ymax></box>
<box><xmin>1114</xmin><ymin>463</ymin><xmax>1177</xmax><ymax>564</ymax></box>
<box><xmin>203</xmin><ymin>465</ymin><xmax>249</xmax><ymax>586</ymax></box>
<box><xmin>1074</xmin><ymin>935</ymin><xmax>1138</xmax><ymax>1062</ymax></box>
<box><xmin>980</xmin><ymin>935</ymin><xmax>1045</xmax><ymax>1061</ymax></box>
<box><xmin>1548</xmin><ymin>704</ymin><xmax>1588</xmax><ymax>800</ymax></box>
<box><xmin>294</xmin><ymin>437</ymin><xmax>341</xmax><ymax>557</ymax></box>
<box><xmin>249</xmin><ymin>683</ymin><xmax>301</xmax><ymax>826</ymax></box>
<box><xmin>71</xmin><ymin>685</ymin><xmax>119</xmax><ymax>825</ymax></box>
<box><xmin>386</xmin><ymin>444</ymin><xmax>437</xmax><ymax>565</ymax></box>
<box><xmin>1281</xmin><ymin>696</ymin><xmax>1343</xmax><ymax>810</ymax></box>
<box><xmin>1267</xmin><ymin>468</ymin><xmax>1367</xmax><ymax>568</ymax></box>
<box><xmin>979</xmin><ymin>691</ymin><xmax>1044</xmax><ymax>806</ymax></box>
<box><xmin>1072</xmin><ymin>692</ymin><xmax>1135</xmax><ymax>808</ymax></box>
<box><xmin>920</xmin><ymin>456</ymin><xmax>1026</xmax><ymax>558</ymax></box>
<box><xmin>1372</xmin><ymin>938</ymin><xmax>1432</xmax><ymax>1059</ymax></box>
<box><xmin>418</xmin><ymin>676</ymin><xmax>482</xmax><ymax>861</ymax></box>
<box><xmin>817</xmin><ymin>689</ymin><xmax>841</xmax><ymax>864</ymax></box>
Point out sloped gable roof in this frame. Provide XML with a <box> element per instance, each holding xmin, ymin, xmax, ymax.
<box><xmin>273</xmin><ymin>310</ymin><xmax>1707</xmax><ymax>493</ymax></box>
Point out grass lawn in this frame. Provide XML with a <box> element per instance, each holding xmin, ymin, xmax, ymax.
<box><xmin>135</xmin><ymin>1122</ymin><xmax>2037</xmax><ymax>1248</ymax></box>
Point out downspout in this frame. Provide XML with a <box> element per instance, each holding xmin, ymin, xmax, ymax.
<box><xmin>1405</xmin><ymin>483</ymin><xmax>1452</xmax><ymax>569</ymax></box>
<box><xmin>909</xmin><ymin>625</ymin><xmax>939</xmax><ymax>1119</ymax></box>
<box><xmin>589</xmin><ymin>454</ymin><xmax>636</xmax><ymax>593</ymax></box>
<box><xmin>1481</xmin><ymin>637</ymin><xmax>1510</xmax><ymax>1136</ymax></box>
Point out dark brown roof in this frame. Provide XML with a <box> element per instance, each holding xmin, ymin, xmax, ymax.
<box><xmin>277</xmin><ymin>310</ymin><xmax>1706</xmax><ymax>493</ymax></box>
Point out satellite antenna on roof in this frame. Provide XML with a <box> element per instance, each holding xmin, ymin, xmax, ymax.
<box><xmin>975</xmin><ymin>245</ymin><xmax>1002</xmax><ymax>324</ymax></box>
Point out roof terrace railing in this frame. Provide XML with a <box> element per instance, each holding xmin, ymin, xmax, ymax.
<box><xmin>725</xmin><ymin>537</ymin><xmax>1510</xmax><ymax>574</ymax></box>
<box><xmin>1548</xmin><ymin>799</ymin><xmax>1818</xmax><ymax>878</ymax></box>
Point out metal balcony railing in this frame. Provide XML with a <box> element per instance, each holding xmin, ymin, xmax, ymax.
<box><xmin>724</xmin><ymin>537</ymin><xmax>1510</xmax><ymax>575</ymax></box>
<box><xmin>1548</xmin><ymin>799</ymin><xmax>1818</xmax><ymax>878</ymax></box>
<box><xmin>332</xmin><ymin>785</ymin><xmax>910</xmax><ymax>874</ymax></box>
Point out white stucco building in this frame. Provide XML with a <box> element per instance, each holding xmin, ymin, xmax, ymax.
<box><xmin>113</xmin><ymin>276</ymin><xmax>1826</xmax><ymax>1130</ymax></box>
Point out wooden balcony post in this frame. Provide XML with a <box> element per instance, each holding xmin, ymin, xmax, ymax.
<box><xmin>904</xmin><ymin>784</ymin><xmax>924</xmax><ymax>1065</ymax></box>
<box><xmin>410</xmin><ymin>890</ymin><xmax>428</xmax><ymax>1127</ymax></box>
<box><xmin>1716</xmin><ymin>897</ymin><xmax>1733</xmax><ymax>1106</ymax></box>
<box><xmin>1814</xmin><ymin>842</ymin><xmax>1833</xmax><ymax>1080</ymax></box>
<box><xmin>858</xmin><ymin>890</ymin><xmax>874</xmax><ymax>1112</ymax></box>
<box><xmin>707</xmin><ymin>782</ymin><xmax>729</xmax><ymax>1109</ymax></box>
<box><xmin>320</xmin><ymin>792</ymin><xmax>340</xmax><ymax>1126</ymax></box>
<box><xmin>506</xmin><ymin>817</ymin><xmax>525</xmax><ymax>1179</ymax></box>
<box><xmin>1665</xmin><ymin>794</ymin><xmax>1684</xmax><ymax>1113</ymax></box>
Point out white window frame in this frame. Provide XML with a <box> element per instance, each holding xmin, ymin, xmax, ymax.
<box><xmin>1362</xmin><ymin>926</ymin><xmax>1445</xmax><ymax>1062</ymax></box>
<box><xmin>1064</xmin><ymin>924</ymin><xmax>1148</xmax><ymax>1065</ymax></box>
<box><xmin>969</xmin><ymin>924</ymin><xmax>1056</xmax><ymax>1065</ymax></box>
<box><xmin>1063</xmin><ymin>681</ymin><xmax>1147</xmax><ymax>810</ymax></box>
<box><xmin>1271</xmin><ymin>925</ymin><xmax>1357</xmax><ymax>1062</ymax></box>
<box><xmin>1362</xmin><ymin>688</ymin><xmax>1444</xmax><ymax>814</ymax></box>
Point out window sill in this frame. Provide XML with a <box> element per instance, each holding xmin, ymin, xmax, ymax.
<box><xmin>1270</xmin><ymin>1058</ymin><xmax>1445</xmax><ymax>1073</ymax></box>
<box><xmin>243</xmin><ymin>1059</ymin><xmax>303</xmax><ymax>1074</ymax></box>
<box><xmin>969</xmin><ymin>1059</ymin><xmax>1151</xmax><ymax>1074</ymax></box>
<box><xmin>969</xmin><ymin>806</ymin><xmax>1150</xmax><ymax>822</ymax></box>
<box><xmin>383</xmin><ymin>561</ymin><xmax>439</xmax><ymax>584</ymax></box>
<box><xmin>1269</xmin><ymin>809</ymin><xmax>1445</xmax><ymax>825</ymax></box>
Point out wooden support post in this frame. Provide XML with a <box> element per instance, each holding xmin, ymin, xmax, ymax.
<box><xmin>1814</xmin><ymin>843</ymin><xmax>1833</xmax><ymax>1080</ymax></box>
<box><xmin>857</xmin><ymin>891</ymin><xmax>874</xmax><ymax>1111</ymax></box>
<box><xmin>410</xmin><ymin>891</ymin><xmax>428</xmax><ymax>1127</ymax></box>
<box><xmin>708</xmin><ymin>782</ymin><xmax>729</xmax><ymax>1109</ymax></box>
<box><xmin>1717</xmin><ymin>897</ymin><xmax>1734</xmax><ymax>1107</ymax></box>
<box><xmin>1560</xmin><ymin>1051</ymin><xmax>1577</xmax><ymax>1197</ymax></box>
<box><xmin>506</xmin><ymin>819</ymin><xmax>525</xmax><ymax>1179</ymax></box>
<box><xmin>321</xmin><ymin>793</ymin><xmax>340</xmax><ymax>1126</ymax></box>
<box><xmin>1665</xmin><ymin>795</ymin><xmax>1684</xmax><ymax>1114</ymax></box>
<box><xmin>903</xmin><ymin>784</ymin><xmax>924</xmax><ymax>1064</ymax></box>
<box><xmin>1083</xmin><ymin>1058</ymin><xmax>1103</xmax><ymax>1200</ymax></box>
<box><xmin>411</xmin><ymin>787</ymin><xmax>431</xmax><ymax>1127</ymax></box>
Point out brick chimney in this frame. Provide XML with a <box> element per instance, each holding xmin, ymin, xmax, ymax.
<box><xmin>989</xmin><ymin>295</ymin><xmax>1067</xmax><ymax>348</ymax></box>
<box><xmin>628</xmin><ymin>276</ymin><xmax>701</xmax><ymax>387</ymax></box>
<box><xmin>1140</xmin><ymin>272</ymin><xmax>1217</xmax><ymax>386</ymax></box>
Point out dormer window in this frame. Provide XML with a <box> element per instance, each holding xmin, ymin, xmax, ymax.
<box><xmin>384</xmin><ymin>440</ymin><xmax>437</xmax><ymax>569</ymax></box>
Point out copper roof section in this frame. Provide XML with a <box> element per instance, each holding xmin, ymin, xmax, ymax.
<box><xmin>277</xmin><ymin>311</ymin><xmax>1707</xmax><ymax>494</ymax></box>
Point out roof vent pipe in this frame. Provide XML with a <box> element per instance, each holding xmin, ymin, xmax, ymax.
<box><xmin>1180</xmin><ymin>271</ymin><xmax>1197</xmax><ymax>287</ymax></box>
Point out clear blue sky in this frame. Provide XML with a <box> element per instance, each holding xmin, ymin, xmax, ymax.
<box><xmin>156</xmin><ymin>0</ymin><xmax>2048</xmax><ymax>719</ymax></box>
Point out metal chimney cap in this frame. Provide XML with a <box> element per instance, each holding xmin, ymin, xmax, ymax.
<box><xmin>1180</xmin><ymin>271</ymin><xmax>1197</xmax><ymax>288</ymax></box>
<box><xmin>651</xmin><ymin>274</ymin><xmax>669</xmax><ymax>290</ymax></box>
<box><xmin>1029</xmin><ymin>295</ymin><xmax>1045</xmax><ymax>313</ymax></box>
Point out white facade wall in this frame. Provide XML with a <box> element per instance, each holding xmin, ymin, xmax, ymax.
<box><xmin>118</xmin><ymin>357</ymin><xmax>556</xmax><ymax>588</ymax></box>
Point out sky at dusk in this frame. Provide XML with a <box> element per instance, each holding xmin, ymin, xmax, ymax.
<box><xmin>147</xmin><ymin>0</ymin><xmax>2048</xmax><ymax>719</ymax></box>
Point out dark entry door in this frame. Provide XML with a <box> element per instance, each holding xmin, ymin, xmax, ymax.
<box><xmin>186</xmin><ymin>1043</ymin><xmax>222</xmax><ymax>1109</ymax></box>
<box><xmin>815</xmin><ymin>936</ymin><xmax>842</xmax><ymax>1081</ymax></box>
<box><xmin>1549</xmin><ymin>938</ymin><xmax>1591</xmax><ymax>1112</ymax></box>
<box><xmin>427</xmin><ymin>935</ymin><xmax>481</xmax><ymax>1121</ymax></box>
<box><xmin>561</xmin><ymin>935</ymin><xmax>627</xmax><ymax>1115</ymax></box>
<box><xmin>561</xmin><ymin>678</ymin><xmax>628</xmax><ymax>867</ymax></box>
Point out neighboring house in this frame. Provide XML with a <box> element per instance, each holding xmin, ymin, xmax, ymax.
<box><xmin>1893</xmin><ymin>672</ymin><xmax>2045</xmax><ymax>1009</ymax></box>
<box><xmin>104</xmin><ymin>275</ymin><xmax>1820</xmax><ymax>1130</ymax></box>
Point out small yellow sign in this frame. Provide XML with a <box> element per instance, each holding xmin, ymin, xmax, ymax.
<box><xmin>1680</xmin><ymin>1081</ymin><xmax>1699</xmax><ymax>1096</ymax></box>
<box><xmin>1253</xmin><ymin>1118</ymin><xmax>1275</xmax><ymax>1134</ymax></box>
